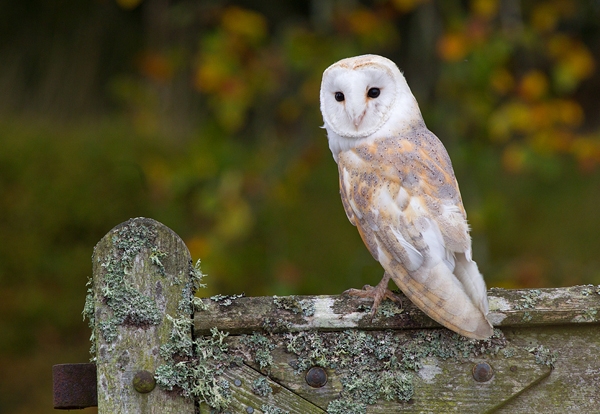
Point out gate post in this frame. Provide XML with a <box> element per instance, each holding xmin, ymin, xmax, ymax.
<box><xmin>88</xmin><ymin>217</ymin><xmax>196</xmax><ymax>413</ymax></box>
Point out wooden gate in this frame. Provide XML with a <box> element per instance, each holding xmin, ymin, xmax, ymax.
<box><xmin>53</xmin><ymin>217</ymin><xmax>600</xmax><ymax>412</ymax></box>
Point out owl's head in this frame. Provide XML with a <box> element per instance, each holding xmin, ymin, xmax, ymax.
<box><xmin>320</xmin><ymin>55</ymin><xmax>421</xmax><ymax>156</ymax></box>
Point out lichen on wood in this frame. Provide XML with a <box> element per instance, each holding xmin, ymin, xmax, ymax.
<box><xmin>89</xmin><ymin>217</ymin><xmax>196</xmax><ymax>413</ymax></box>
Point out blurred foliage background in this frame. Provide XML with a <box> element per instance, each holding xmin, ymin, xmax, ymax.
<box><xmin>2</xmin><ymin>0</ymin><xmax>600</xmax><ymax>412</ymax></box>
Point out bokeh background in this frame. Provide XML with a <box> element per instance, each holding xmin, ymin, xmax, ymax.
<box><xmin>2</xmin><ymin>0</ymin><xmax>600</xmax><ymax>412</ymax></box>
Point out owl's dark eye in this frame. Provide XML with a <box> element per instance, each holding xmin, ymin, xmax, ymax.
<box><xmin>334</xmin><ymin>92</ymin><xmax>345</xmax><ymax>102</ymax></box>
<box><xmin>367</xmin><ymin>88</ymin><xmax>380</xmax><ymax>98</ymax></box>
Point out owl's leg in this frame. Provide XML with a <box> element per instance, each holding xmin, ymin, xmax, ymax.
<box><xmin>344</xmin><ymin>272</ymin><xmax>402</xmax><ymax>317</ymax></box>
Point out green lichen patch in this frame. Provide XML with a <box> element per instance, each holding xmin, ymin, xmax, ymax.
<box><xmin>261</xmin><ymin>404</ymin><xmax>290</xmax><ymax>414</ymax></box>
<box><xmin>528</xmin><ymin>344</ymin><xmax>558</xmax><ymax>367</ymax></box>
<box><xmin>97</xmin><ymin>256</ymin><xmax>162</xmax><ymax>339</ymax></box>
<box><xmin>241</xmin><ymin>333</ymin><xmax>275</xmax><ymax>372</ymax></box>
<box><xmin>155</xmin><ymin>323</ymin><xmax>240</xmax><ymax>410</ymax></box>
<box><xmin>252</xmin><ymin>376</ymin><xmax>272</xmax><ymax>397</ymax></box>
<box><xmin>210</xmin><ymin>293</ymin><xmax>245</xmax><ymax>306</ymax></box>
<box><xmin>149</xmin><ymin>248</ymin><xmax>168</xmax><ymax>276</ymax></box>
<box><xmin>262</xmin><ymin>317</ymin><xmax>293</xmax><ymax>333</ymax></box>
<box><xmin>82</xmin><ymin>276</ymin><xmax>97</xmax><ymax>356</ymax></box>
<box><xmin>377</xmin><ymin>300</ymin><xmax>404</xmax><ymax>318</ymax></box>
<box><xmin>327</xmin><ymin>399</ymin><xmax>366</xmax><ymax>414</ymax></box>
<box><xmin>514</xmin><ymin>289</ymin><xmax>542</xmax><ymax>310</ymax></box>
<box><xmin>180</xmin><ymin>259</ymin><xmax>207</xmax><ymax>314</ymax></box>
<box><xmin>273</xmin><ymin>296</ymin><xmax>316</xmax><ymax>317</ymax></box>
<box><xmin>278</xmin><ymin>328</ymin><xmax>507</xmax><ymax>413</ymax></box>
<box><xmin>579</xmin><ymin>284</ymin><xmax>600</xmax><ymax>296</ymax></box>
<box><xmin>513</xmin><ymin>289</ymin><xmax>543</xmax><ymax>322</ymax></box>
<box><xmin>83</xmin><ymin>221</ymin><xmax>169</xmax><ymax>356</ymax></box>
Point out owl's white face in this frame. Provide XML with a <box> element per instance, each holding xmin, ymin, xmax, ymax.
<box><xmin>320</xmin><ymin>55</ymin><xmax>421</xmax><ymax>160</ymax></box>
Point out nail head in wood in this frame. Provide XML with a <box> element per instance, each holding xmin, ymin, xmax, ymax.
<box><xmin>132</xmin><ymin>370</ymin><xmax>156</xmax><ymax>393</ymax></box>
<box><xmin>472</xmin><ymin>362</ymin><xmax>494</xmax><ymax>382</ymax></box>
<box><xmin>305</xmin><ymin>366</ymin><xmax>328</xmax><ymax>388</ymax></box>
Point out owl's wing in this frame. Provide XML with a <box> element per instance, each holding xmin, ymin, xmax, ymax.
<box><xmin>338</xmin><ymin>131</ymin><xmax>492</xmax><ymax>339</ymax></box>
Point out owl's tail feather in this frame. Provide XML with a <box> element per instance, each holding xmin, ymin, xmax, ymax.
<box><xmin>388</xmin><ymin>262</ymin><xmax>493</xmax><ymax>340</ymax></box>
<box><xmin>453</xmin><ymin>252</ymin><xmax>489</xmax><ymax>315</ymax></box>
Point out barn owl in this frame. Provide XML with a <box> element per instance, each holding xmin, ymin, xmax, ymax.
<box><xmin>319</xmin><ymin>54</ymin><xmax>493</xmax><ymax>340</ymax></box>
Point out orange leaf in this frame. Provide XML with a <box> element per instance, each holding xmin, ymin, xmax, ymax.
<box><xmin>437</xmin><ymin>32</ymin><xmax>469</xmax><ymax>62</ymax></box>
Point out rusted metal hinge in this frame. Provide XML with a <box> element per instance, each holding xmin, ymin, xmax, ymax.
<box><xmin>52</xmin><ymin>363</ymin><xmax>97</xmax><ymax>410</ymax></box>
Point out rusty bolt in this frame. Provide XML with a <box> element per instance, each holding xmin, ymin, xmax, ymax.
<box><xmin>133</xmin><ymin>370</ymin><xmax>156</xmax><ymax>393</ymax></box>
<box><xmin>472</xmin><ymin>362</ymin><xmax>494</xmax><ymax>382</ymax></box>
<box><xmin>305</xmin><ymin>366</ymin><xmax>328</xmax><ymax>388</ymax></box>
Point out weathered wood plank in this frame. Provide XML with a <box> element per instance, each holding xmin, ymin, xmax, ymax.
<box><xmin>199</xmin><ymin>363</ymin><xmax>326</xmax><ymax>413</ymax></box>
<box><xmin>194</xmin><ymin>286</ymin><xmax>600</xmax><ymax>335</ymax></box>
<box><xmin>91</xmin><ymin>218</ymin><xmax>195</xmax><ymax>414</ymax></box>
<box><xmin>496</xmin><ymin>325</ymin><xmax>600</xmax><ymax>413</ymax></box>
<box><xmin>229</xmin><ymin>331</ymin><xmax>550</xmax><ymax>413</ymax></box>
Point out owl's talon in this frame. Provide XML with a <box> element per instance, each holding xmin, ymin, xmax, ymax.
<box><xmin>344</xmin><ymin>273</ymin><xmax>402</xmax><ymax>317</ymax></box>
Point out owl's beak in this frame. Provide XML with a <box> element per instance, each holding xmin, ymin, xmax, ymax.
<box><xmin>348</xmin><ymin>108</ymin><xmax>366</xmax><ymax>129</ymax></box>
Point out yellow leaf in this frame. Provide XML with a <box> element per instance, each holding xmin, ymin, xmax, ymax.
<box><xmin>531</xmin><ymin>3</ymin><xmax>559</xmax><ymax>33</ymax></box>
<box><xmin>194</xmin><ymin>58</ymin><xmax>230</xmax><ymax>93</ymax></box>
<box><xmin>554</xmin><ymin>100</ymin><xmax>583</xmax><ymax>127</ymax></box>
<box><xmin>572</xmin><ymin>137</ymin><xmax>595</xmax><ymax>157</ymax></box>
<box><xmin>519</xmin><ymin>70</ymin><xmax>548</xmax><ymax>101</ymax></box>
<box><xmin>548</xmin><ymin>36</ymin><xmax>595</xmax><ymax>90</ymax></box>
<box><xmin>506</xmin><ymin>102</ymin><xmax>534</xmax><ymax>133</ymax></box>
<box><xmin>563</xmin><ymin>46</ymin><xmax>595</xmax><ymax>80</ymax></box>
<box><xmin>570</xmin><ymin>136</ymin><xmax>600</xmax><ymax>170</ymax></box>
<box><xmin>489</xmin><ymin>102</ymin><xmax>533</xmax><ymax>141</ymax></box>
<box><xmin>221</xmin><ymin>6</ymin><xmax>267</xmax><ymax>44</ymax></box>
<box><xmin>471</xmin><ymin>0</ymin><xmax>499</xmax><ymax>20</ymax></box>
